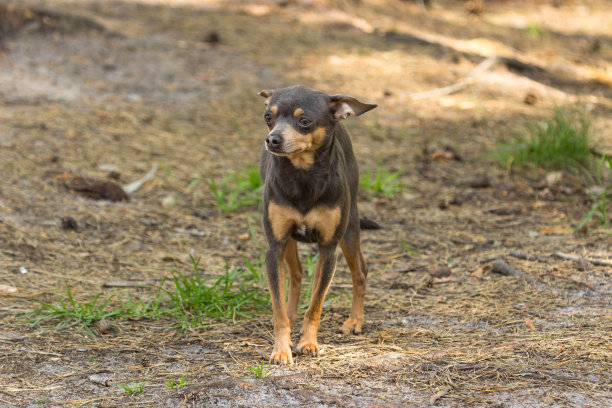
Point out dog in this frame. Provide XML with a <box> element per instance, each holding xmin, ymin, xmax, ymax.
<box><xmin>258</xmin><ymin>85</ymin><xmax>378</xmax><ymax>364</ymax></box>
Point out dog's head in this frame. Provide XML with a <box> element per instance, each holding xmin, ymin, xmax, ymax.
<box><xmin>258</xmin><ymin>85</ymin><xmax>376</xmax><ymax>161</ymax></box>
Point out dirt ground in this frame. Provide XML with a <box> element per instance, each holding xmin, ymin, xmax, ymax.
<box><xmin>1</xmin><ymin>0</ymin><xmax>611</xmax><ymax>407</ymax></box>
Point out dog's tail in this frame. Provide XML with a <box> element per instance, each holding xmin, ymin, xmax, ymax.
<box><xmin>360</xmin><ymin>218</ymin><xmax>382</xmax><ymax>230</ymax></box>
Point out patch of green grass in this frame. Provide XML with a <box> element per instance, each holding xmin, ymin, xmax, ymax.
<box><xmin>576</xmin><ymin>154</ymin><xmax>612</xmax><ymax>230</ymax></box>
<box><xmin>500</xmin><ymin>107</ymin><xmax>594</xmax><ymax>174</ymax></box>
<box><xmin>245</xmin><ymin>361</ymin><xmax>270</xmax><ymax>378</ymax></box>
<box><xmin>120</xmin><ymin>289</ymin><xmax>167</xmax><ymax>320</ymax></box>
<box><xmin>242</xmin><ymin>215</ymin><xmax>266</xmax><ymax>282</ymax></box>
<box><xmin>165</xmin><ymin>374</ymin><xmax>192</xmax><ymax>390</ymax></box>
<box><xmin>119</xmin><ymin>382</ymin><xmax>147</xmax><ymax>396</ymax></box>
<box><xmin>402</xmin><ymin>241</ymin><xmax>419</xmax><ymax>257</ymax></box>
<box><xmin>24</xmin><ymin>254</ymin><xmax>269</xmax><ymax>333</ymax></box>
<box><xmin>527</xmin><ymin>22</ymin><xmax>542</xmax><ymax>39</ymax></box>
<box><xmin>166</xmin><ymin>255</ymin><xmax>269</xmax><ymax>328</ymax></box>
<box><xmin>360</xmin><ymin>165</ymin><xmax>403</xmax><ymax>198</ymax></box>
<box><xmin>206</xmin><ymin>166</ymin><xmax>263</xmax><ymax>212</ymax></box>
<box><xmin>23</xmin><ymin>286</ymin><xmax>123</xmax><ymax>336</ymax></box>
<box><xmin>301</xmin><ymin>253</ymin><xmax>319</xmax><ymax>309</ymax></box>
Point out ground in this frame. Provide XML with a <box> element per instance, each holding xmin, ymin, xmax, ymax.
<box><xmin>0</xmin><ymin>0</ymin><xmax>611</xmax><ymax>407</ymax></box>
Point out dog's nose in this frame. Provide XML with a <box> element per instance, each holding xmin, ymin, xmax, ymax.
<box><xmin>266</xmin><ymin>134</ymin><xmax>282</xmax><ymax>148</ymax></box>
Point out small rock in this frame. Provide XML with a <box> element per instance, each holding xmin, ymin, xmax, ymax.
<box><xmin>524</xmin><ymin>93</ymin><xmax>537</xmax><ymax>105</ymax></box>
<box><xmin>61</xmin><ymin>216</ymin><xmax>78</xmax><ymax>231</ymax></box>
<box><xmin>545</xmin><ymin>171</ymin><xmax>563</xmax><ymax>188</ymax></box>
<box><xmin>469</xmin><ymin>175</ymin><xmax>491</xmax><ymax>188</ymax></box>
<box><xmin>204</xmin><ymin>30</ymin><xmax>221</xmax><ymax>44</ymax></box>
<box><xmin>98</xmin><ymin>318</ymin><xmax>113</xmax><ymax>335</ymax></box>
<box><xmin>429</xmin><ymin>266</ymin><xmax>452</xmax><ymax>278</ymax></box>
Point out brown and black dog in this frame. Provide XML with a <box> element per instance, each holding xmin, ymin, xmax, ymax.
<box><xmin>258</xmin><ymin>85</ymin><xmax>378</xmax><ymax>364</ymax></box>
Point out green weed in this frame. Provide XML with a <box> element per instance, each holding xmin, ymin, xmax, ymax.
<box><xmin>402</xmin><ymin>241</ymin><xmax>419</xmax><ymax>257</ymax></box>
<box><xmin>245</xmin><ymin>361</ymin><xmax>270</xmax><ymax>378</ymax></box>
<box><xmin>500</xmin><ymin>107</ymin><xmax>594</xmax><ymax>174</ymax></box>
<box><xmin>527</xmin><ymin>22</ymin><xmax>542</xmax><ymax>39</ymax></box>
<box><xmin>301</xmin><ymin>253</ymin><xmax>319</xmax><ymax>309</ymax></box>
<box><xmin>576</xmin><ymin>154</ymin><xmax>612</xmax><ymax>230</ymax></box>
<box><xmin>360</xmin><ymin>165</ymin><xmax>403</xmax><ymax>198</ymax></box>
<box><xmin>165</xmin><ymin>374</ymin><xmax>192</xmax><ymax>390</ymax></box>
<box><xmin>119</xmin><ymin>382</ymin><xmax>147</xmax><ymax>395</ymax></box>
<box><xmin>206</xmin><ymin>166</ymin><xmax>263</xmax><ymax>212</ymax></box>
<box><xmin>166</xmin><ymin>256</ymin><xmax>269</xmax><ymax>328</ymax></box>
<box><xmin>120</xmin><ymin>288</ymin><xmax>166</xmax><ymax>320</ymax></box>
<box><xmin>23</xmin><ymin>286</ymin><xmax>122</xmax><ymax>336</ymax></box>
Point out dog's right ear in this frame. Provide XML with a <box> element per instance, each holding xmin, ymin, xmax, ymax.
<box><xmin>258</xmin><ymin>90</ymin><xmax>274</xmax><ymax>106</ymax></box>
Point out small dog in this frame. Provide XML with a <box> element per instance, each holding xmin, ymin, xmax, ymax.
<box><xmin>258</xmin><ymin>85</ymin><xmax>378</xmax><ymax>364</ymax></box>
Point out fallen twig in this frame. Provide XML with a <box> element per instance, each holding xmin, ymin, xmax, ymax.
<box><xmin>509</xmin><ymin>251</ymin><xmax>552</xmax><ymax>263</ymax></box>
<box><xmin>552</xmin><ymin>253</ymin><xmax>612</xmax><ymax>267</ymax></box>
<box><xmin>102</xmin><ymin>280</ymin><xmax>156</xmax><ymax>288</ymax></box>
<box><xmin>429</xmin><ymin>387</ymin><xmax>450</xmax><ymax>405</ymax></box>
<box><xmin>409</xmin><ymin>57</ymin><xmax>499</xmax><ymax>100</ymax></box>
<box><xmin>123</xmin><ymin>164</ymin><xmax>158</xmax><ymax>194</ymax></box>
<box><xmin>547</xmin><ymin>273</ymin><xmax>596</xmax><ymax>291</ymax></box>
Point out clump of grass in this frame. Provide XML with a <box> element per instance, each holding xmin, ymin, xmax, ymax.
<box><xmin>576</xmin><ymin>154</ymin><xmax>612</xmax><ymax>230</ymax></box>
<box><xmin>301</xmin><ymin>253</ymin><xmax>319</xmax><ymax>310</ymax></box>
<box><xmin>360</xmin><ymin>165</ymin><xmax>403</xmax><ymax>198</ymax></box>
<box><xmin>23</xmin><ymin>286</ymin><xmax>122</xmax><ymax>336</ymax></box>
<box><xmin>165</xmin><ymin>375</ymin><xmax>192</xmax><ymax>390</ymax></box>
<box><xmin>206</xmin><ymin>166</ymin><xmax>262</xmax><ymax>212</ymax></box>
<box><xmin>119</xmin><ymin>382</ymin><xmax>147</xmax><ymax>396</ymax></box>
<box><xmin>245</xmin><ymin>361</ymin><xmax>270</xmax><ymax>378</ymax></box>
<box><xmin>501</xmin><ymin>107</ymin><xmax>594</xmax><ymax>174</ymax></box>
<box><xmin>24</xmin><ymin>253</ymin><xmax>270</xmax><ymax>333</ymax></box>
<box><xmin>166</xmin><ymin>255</ymin><xmax>269</xmax><ymax>328</ymax></box>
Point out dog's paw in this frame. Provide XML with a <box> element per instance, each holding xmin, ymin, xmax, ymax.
<box><xmin>270</xmin><ymin>347</ymin><xmax>293</xmax><ymax>365</ymax></box>
<box><xmin>295</xmin><ymin>340</ymin><xmax>319</xmax><ymax>357</ymax></box>
<box><xmin>339</xmin><ymin>316</ymin><xmax>363</xmax><ymax>336</ymax></box>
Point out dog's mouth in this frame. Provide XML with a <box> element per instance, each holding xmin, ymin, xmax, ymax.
<box><xmin>265</xmin><ymin>143</ymin><xmax>306</xmax><ymax>157</ymax></box>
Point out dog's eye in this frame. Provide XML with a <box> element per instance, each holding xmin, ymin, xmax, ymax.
<box><xmin>264</xmin><ymin>113</ymin><xmax>273</xmax><ymax>125</ymax></box>
<box><xmin>298</xmin><ymin>117</ymin><xmax>311</xmax><ymax>128</ymax></box>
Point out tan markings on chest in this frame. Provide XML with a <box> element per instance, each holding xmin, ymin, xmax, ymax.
<box><xmin>268</xmin><ymin>201</ymin><xmax>341</xmax><ymax>244</ymax></box>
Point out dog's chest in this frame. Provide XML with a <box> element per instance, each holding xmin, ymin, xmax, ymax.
<box><xmin>268</xmin><ymin>201</ymin><xmax>342</xmax><ymax>244</ymax></box>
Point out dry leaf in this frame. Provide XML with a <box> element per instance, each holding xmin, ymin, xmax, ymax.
<box><xmin>525</xmin><ymin>317</ymin><xmax>535</xmax><ymax>330</ymax></box>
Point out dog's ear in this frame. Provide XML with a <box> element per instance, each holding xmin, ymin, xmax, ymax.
<box><xmin>258</xmin><ymin>90</ymin><xmax>274</xmax><ymax>106</ymax></box>
<box><xmin>330</xmin><ymin>95</ymin><xmax>377</xmax><ymax>120</ymax></box>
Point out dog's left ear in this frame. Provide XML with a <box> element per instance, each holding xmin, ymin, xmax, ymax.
<box><xmin>258</xmin><ymin>90</ymin><xmax>274</xmax><ymax>106</ymax></box>
<box><xmin>330</xmin><ymin>95</ymin><xmax>377</xmax><ymax>120</ymax></box>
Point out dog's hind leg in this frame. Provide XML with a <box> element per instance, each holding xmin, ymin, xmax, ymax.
<box><xmin>339</xmin><ymin>224</ymin><xmax>367</xmax><ymax>335</ymax></box>
<box><xmin>284</xmin><ymin>237</ymin><xmax>302</xmax><ymax>330</ymax></box>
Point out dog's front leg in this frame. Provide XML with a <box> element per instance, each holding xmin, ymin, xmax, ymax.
<box><xmin>296</xmin><ymin>244</ymin><xmax>338</xmax><ymax>357</ymax></box>
<box><xmin>265</xmin><ymin>241</ymin><xmax>293</xmax><ymax>364</ymax></box>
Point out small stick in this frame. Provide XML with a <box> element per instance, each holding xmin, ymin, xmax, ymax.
<box><xmin>429</xmin><ymin>388</ymin><xmax>450</xmax><ymax>405</ymax></box>
<box><xmin>547</xmin><ymin>273</ymin><xmax>596</xmax><ymax>291</ymax></box>
<box><xmin>410</xmin><ymin>57</ymin><xmax>499</xmax><ymax>100</ymax></box>
<box><xmin>509</xmin><ymin>251</ymin><xmax>552</xmax><ymax>263</ymax></box>
<box><xmin>552</xmin><ymin>253</ymin><xmax>612</xmax><ymax>267</ymax></box>
<box><xmin>123</xmin><ymin>164</ymin><xmax>158</xmax><ymax>194</ymax></box>
<box><xmin>102</xmin><ymin>280</ymin><xmax>155</xmax><ymax>288</ymax></box>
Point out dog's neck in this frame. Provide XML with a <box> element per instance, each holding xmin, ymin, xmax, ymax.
<box><xmin>272</xmin><ymin>127</ymin><xmax>345</xmax><ymax>213</ymax></box>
